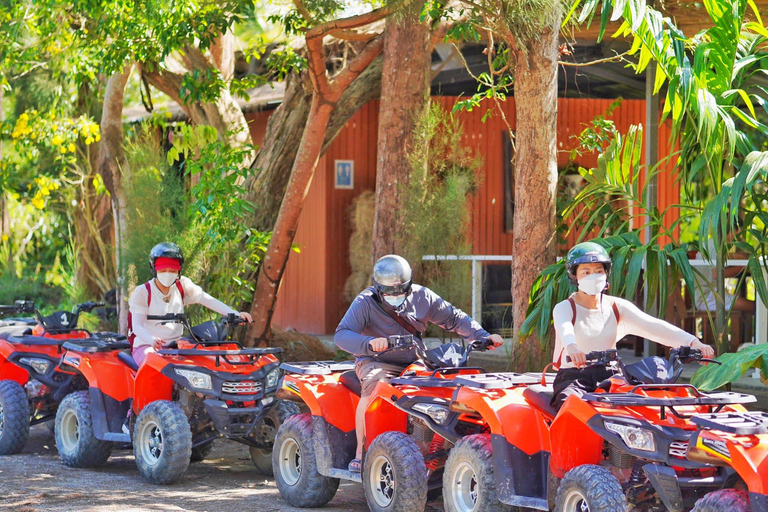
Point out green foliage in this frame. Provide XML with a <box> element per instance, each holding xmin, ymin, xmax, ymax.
<box><xmin>401</xmin><ymin>102</ymin><xmax>483</xmax><ymax>334</ymax></box>
<box><xmin>691</xmin><ymin>343</ymin><xmax>768</xmax><ymax>390</ymax></box>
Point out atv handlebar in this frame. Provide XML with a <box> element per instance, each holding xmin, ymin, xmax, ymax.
<box><xmin>566</xmin><ymin>349</ymin><xmax>619</xmax><ymax>364</ymax></box>
<box><xmin>0</xmin><ymin>300</ymin><xmax>36</xmax><ymax>315</ymax></box>
<box><xmin>75</xmin><ymin>301</ymin><xmax>106</xmax><ymax>314</ymax></box>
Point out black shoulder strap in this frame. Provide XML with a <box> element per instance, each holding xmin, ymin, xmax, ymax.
<box><xmin>371</xmin><ymin>293</ymin><xmax>423</xmax><ymax>339</ymax></box>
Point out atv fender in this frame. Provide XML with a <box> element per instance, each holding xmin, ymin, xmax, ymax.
<box><xmin>712</xmin><ymin>431</ymin><xmax>768</xmax><ymax>496</ymax></box>
<box><xmin>0</xmin><ymin>356</ymin><xmax>30</xmax><ymax>385</ymax></box>
<box><xmin>453</xmin><ymin>386</ymin><xmax>552</xmax><ymax>509</ymax></box>
<box><xmin>60</xmin><ymin>350</ymin><xmax>135</xmax><ymax>441</ymax></box>
<box><xmin>132</xmin><ymin>353</ymin><xmax>173</xmax><ymax>414</ymax></box>
<box><xmin>280</xmin><ymin>373</ymin><xmax>359</xmax><ymax>433</ymax></box>
<box><xmin>363</xmin><ymin>380</ymin><xmax>408</xmax><ymax>450</ymax></box>
<box><xmin>549</xmin><ymin>394</ymin><xmax>604</xmax><ymax>479</ymax></box>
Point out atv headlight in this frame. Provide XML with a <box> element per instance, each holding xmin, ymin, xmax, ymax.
<box><xmin>266</xmin><ymin>368</ymin><xmax>280</xmax><ymax>388</ymax></box>
<box><xmin>19</xmin><ymin>357</ymin><xmax>50</xmax><ymax>375</ymax></box>
<box><xmin>605</xmin><ymin>421</ymin><xmax>656</xmax><ymax>452</ymax></box>
<box><xmin>174</xmin><ymin>369</ymin><xmax>212</xmax><ymax>390</ymax></box>
<box><xmin>413</xmin><ymin>403</ymin><xmax>450</xmax><ymax>425</ymax></box>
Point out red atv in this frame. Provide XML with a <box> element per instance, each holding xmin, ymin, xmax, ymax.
<box><xmin>445</xmin><ymin>347</ymin><xmax>757</xmax><ymax>512</ymax></box>
<box><xmin>55</xmin><ymin>313</ymin><xmax>299</xmax><ymax>484</ymax></box>
<box><xmin>0</xmin><ymin>300</ymin><xmax>123</xmax><ymax>455</ymax></box>
<box><xmin>272</xmin><ymin>335</ymin><xmax>494</xmax><ymax>511</ymax></box>
<box><xmin>681</xmin><ymin>410</ymin><xmax>768</xmax><ymax>511</ymax></box>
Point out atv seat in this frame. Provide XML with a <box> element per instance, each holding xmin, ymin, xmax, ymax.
<box><xmin>117</xmin><ymin>351</ymin><xmax>139</xmax><ymax>371</ymax></box>
<box><xmin>339</xmin><ymin>370</ymin><xmax>361</xmax><ymax>396</ymax></box>
<box><xmin>523</xmin><ymin>384</ymin><xmax>557</xmax><ymax>417</ymax></box>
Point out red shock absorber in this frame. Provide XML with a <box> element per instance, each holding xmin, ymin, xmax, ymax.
<box><xmin>425</xmin><ymin>433</ymin><xmax>444</xmax><ymax>471</ymax></box>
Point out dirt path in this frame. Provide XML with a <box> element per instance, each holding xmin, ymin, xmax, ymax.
<box><xmin>1</xmin><ymin>425</ymin><xmax>445</xmax><ymax>511</ymax></box>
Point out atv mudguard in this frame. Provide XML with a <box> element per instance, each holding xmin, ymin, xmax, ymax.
<box><xmin>695</xmin><ymin>429</ymin><xmax>768</xmax><ymax>496</ymax></box>
<box><xmin>132</xmin><ymin>352</ymin><xmax>174</xmax><ymax>414</ymax></box>
<box><xmin>280</xmin><ymin>372</ymin><xmax>359</xmax><ymax>432</ymax></box>
<box><xmin>0</xmin><ymin>344</ymin><xmax>30</xmax><ymax>385</ymax></box>
<box><xmin>548</xmin><ymin>394</ymin><xmax>604</xmax><ymax>478</ymax></box>
<box><xmin>453</xmin><ymin>386</ymin><xmax>553</xmax><ymax>509</ymax></box>
<box><xmin>60</xmin><ymin>350</ymin><xmax>135</xmax><ymax>441</ymax></box>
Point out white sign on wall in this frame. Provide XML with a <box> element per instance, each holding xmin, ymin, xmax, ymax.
<box><xmin>334</xmin><ymin>160</ymin><xmax>354</xmax><ymax>189</ymax></box>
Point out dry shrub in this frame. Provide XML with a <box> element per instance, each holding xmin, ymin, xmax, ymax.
<box><xmin>343</xmin><ymin>190</ymin><xmax>375</xmax><ymax>302</ymax></box>
<box><xmin>271</xmin><ymin>327</ymin><xmax>341</xmax><ymax>362</ymax></box>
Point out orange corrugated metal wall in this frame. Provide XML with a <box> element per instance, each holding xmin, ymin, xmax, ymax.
<box><xmin>246</xmin><ymin>98</ymin><xmax>681</xmax><ymax>334</ymax></box>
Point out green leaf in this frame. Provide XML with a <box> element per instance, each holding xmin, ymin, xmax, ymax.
<box><xmin>691</xmin><ymin>343</ymin><xmax>768</xmax><ymax>390</ymax></box>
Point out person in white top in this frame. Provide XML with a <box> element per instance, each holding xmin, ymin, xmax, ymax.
<box><xmin>551</xmin><ymin>242</ymin><xmax>714</xmax><ymax>410</ymax></box>
<box><xmin>127</xmin><ymin>242</ymin><xmax>253</xmax><ymax>366</ymax></box>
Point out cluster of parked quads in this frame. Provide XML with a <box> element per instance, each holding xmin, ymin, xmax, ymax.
<box><xmin>0</xmin><ymin>301</ymin><xmax>767</xmax><ymax>511</ymax></box>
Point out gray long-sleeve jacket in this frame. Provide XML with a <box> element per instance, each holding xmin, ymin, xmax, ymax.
<box><xmin>335</xmin><ymin>285</ymin><xmax>491</xmax><ymax>365</ymax></box>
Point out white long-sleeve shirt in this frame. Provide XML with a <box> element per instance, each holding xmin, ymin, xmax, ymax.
<box><xmin>553</xmin><ymin>294</ymin><xmax>697</xmax><ymax>368</ymax></box>
<box><xmin>128</xmin><ymin>276</ymin><xmax>236</xmax><ymax>349</ymax></box>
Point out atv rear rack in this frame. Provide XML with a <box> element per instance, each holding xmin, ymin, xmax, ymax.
<box><xmin>453</xmin><ymin>372</ymin><xmax>541</xmax><ymax>389</ymax></box>
<box><xmin>280</xmin><ymin>361</ymin><xmax>355</xmax><ymax>375</ymax></box>
<box><xmin>582</xmin><ymin>388</ymin><xmax>756</xmax><ymax>419</ymax></box>
<box><xmin>692</xmin><ymin>411</ymin><xmax>768</xmax><ymax>435</ymax></box>
<box><xmin>62</xmin><ymin>338</ymin><xmax>131</xmax><ymax>353</ymax></box>
<box><xmin>390</xmin><ymin>376</ymin><xmax>463</xmax><ymax>388</ymax></box>
<box><xmin>159</xmin><ymin>347</ymin><xmax>282</xmax><ymax>367</ymax></box>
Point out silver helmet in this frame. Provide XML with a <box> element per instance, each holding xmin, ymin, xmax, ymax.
<box><xmin>372</xmin><ymin>255</ymin><xmax>413</xmax><ymax>296</ymax></box>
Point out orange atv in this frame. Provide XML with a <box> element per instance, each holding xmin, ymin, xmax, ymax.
<box><xmin>680</xmin><ymin>410</ymin><xmax>768</xmax><ymax>511</ymax></box>
<box><xmin>54</xmin><ymin>313</ymin><xmax>299</xmax><ymax>484</ymax></box>
<box><xmin>0</xmin><ymin>300</ymin><xmax>124</xmax><ymax>455</ymax></box>
<box><xmin>445</xmin><ymin>347</ymin><xmax>757</xmax><ymax>512</ymax></box>
<box><xmin>272</xmin><ymin>335</ymin><xmax>495</xmax><ymax>511</ymax></box>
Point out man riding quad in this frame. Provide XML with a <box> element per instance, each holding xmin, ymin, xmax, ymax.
<box><xmin>334</xmin><ymin>254</ymin><xmax>504</xmax><ymax>473</ymax></box>
<box><xmin>552</xmin><ymin>241</ymin><xmax>715</xmax><ymax>410</ymax></box>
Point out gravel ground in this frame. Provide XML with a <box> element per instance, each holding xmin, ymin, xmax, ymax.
<box><xmin>1</xmin><ymin>425</ymin><xmax>446</xmax><ymax>512</ymax></box>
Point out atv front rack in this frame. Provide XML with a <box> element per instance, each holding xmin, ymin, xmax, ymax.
<box><xmin>692</xmin><ymin>411</ymin><xmax>768</xmax><ymax>435</ymax></box>
<box><xmin>62</xmin><ymin>338</ymin><xmax>131</xmax><ymax>353</ymax></box>
<box><xmin>7</xmin><ymin>335</ymin><xmax>72</xmax><ymax>347</ymax></box>
<box><xmin>280</xmin><ymin>361</ymin><xmax>355</xmax><ymax>375</ymax></box>
<box><xmin>582</xmin><ymin>386</ymin><xmax>756</xmax><ymax>419</ymax></box>
<box><xmin>159</xmin><ymin>347</ymin><xmax>282</xmax><ymax>367</ymax></box>
<box><xmin>453</xmin><ymin>372</ymin><xmax>541</xmax><ymax>389</ymax></box>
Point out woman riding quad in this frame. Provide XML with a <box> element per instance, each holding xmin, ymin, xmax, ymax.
<box><xmin>551</xmin><ymin>242</ymin><xmax>715</xmax><ymax>410</ymax></box>
<box><xmin>334</xmin><ymin>254</ymin><xmax>504</xmax><ymax>473</ymax></box>
<box><xmin>128</xmin><ymin>242</ymin><xmax>252</xmax><ymax>366</ymax></box>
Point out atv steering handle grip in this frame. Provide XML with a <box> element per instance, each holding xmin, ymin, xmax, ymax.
<box><xmin>566</xmin><ymin>349</ymin><xmax>618</xmax><ymax>364</ymax></box>
<box><xmin>470</xmin><ymin>339</ymin><xmax>494</xmax><ymax>351</ymax></box>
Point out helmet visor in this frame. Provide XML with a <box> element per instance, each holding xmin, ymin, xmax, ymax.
<box><xmin>376</xmin><ymin>281</ymin><xmax>412</xmax><ymax>296</ymax></box>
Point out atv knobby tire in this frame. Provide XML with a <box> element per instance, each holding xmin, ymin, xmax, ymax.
<box><xmin>555</xmin><ymin>464</ymin><xmax>628</xmax><ymax>512</ymax></box>
<box><xmin>190</xmin><ymin>439</ymin><xmax>215</xmax><ymax>463</ymax></box>
<box><xmin>134</xmin><ymin>400</ymin><xmax>192</xmax><ymax>485</ymax></box>
<box><xmin>250</xmin><ymin>399</ymin><xmax>300</xmax><ymax>475</ymax></box>
<box><xmin>0</xmin><ymin>380</ymin><xmax>30</xmax><ymax>455</ymax></box>
<box><xmin>273</xmin><ymin>413</ymin><xmax>339</xmax><ymax>507</ymax></box>
<box><xmin>692</xmin><ymin>489</ymin><xmax>751</xmax><ymax>512</ymax></box>
<box><xmin>364</xmin><ymin>430</ymin><xmax>428</xmax><ymax>512</ymax></box>
<box><xmin>443</xmin><ymin>434</ymin><xmax>511</xmax><ymax>512</ymax></box>
<box><xmin>55</xmin><ymin>391</ymin><xmax>113</xmax><ymax>467</ymax></box>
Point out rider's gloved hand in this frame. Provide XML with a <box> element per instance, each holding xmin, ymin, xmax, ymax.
<box><xmin>369</xmin><ymin>337</ymin><xmax>388</xmax><ymax>352</ymax></box>
<box><xmin>237</xmin><ymin>311</ymin><xmax>253</xmax><ymax>322</ymax></box>
<box><xmin>488</xmin><ymin>334</ymin><xmax>504</xmax><ymax>349</ymax></box>
<box><xmin>152</xmin><ymin>338</ymin><xmax>166</xmax><ymax>350</ymax></box>
<box><xmin>691</xmin><ymin>339</ymin><xmax>715</xmax><ymax>359</ymax></box>
<box><xmin>565</xmin><ymin>343</ymin><xmax>587</xmax><ymax>368</ymax></box>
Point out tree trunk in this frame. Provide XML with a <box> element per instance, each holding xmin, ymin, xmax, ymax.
<box><xmin>371</xmin><ymin>3</ymin><xmax>431</xmax><ymax>261</ymax></box>
<box><xmin>98</xmin><ymin>65</ymin><xmax>134</xmax><ymax>334</ymax></box>
<box><xmin>510</xmin><ymin>16</ymin><xmax>561</xmax><ymax>371</ymax></box>
<box><xmin>246</xmin><ymin>97</ymin><xmax>334</xmax><ymax>343</ymax></box>
<box><xmin>247</xmin><ymin>57</ymin><xmax>383</xmax><ymax>232</ymax></box>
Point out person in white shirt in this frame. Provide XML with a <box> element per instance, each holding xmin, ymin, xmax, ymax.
<box><xmin>127</xmin><ymin>242</ymin><xmax>252</xmax><ymax>366</ymax></box>
<box><xmin>551</xmin><ymin>242</ymin><xmax>714</xmax><ymax>410</ymax></box>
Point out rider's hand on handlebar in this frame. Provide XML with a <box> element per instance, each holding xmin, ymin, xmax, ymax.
<box><xmin>488</xmin><ymin>334</ymin><xmax>504</xmax><ymax>349</ymax></box>
<box><xmin>565</xmin><ymin>344</ymin><xmax>587</xmax><ymax>368</ymax></box>
<box><xmin>369</xmin><ymin>337</ymin><xmax>388</xmax><ymax>352</ymax></box>
<box><xmin>152</xmin><ymin>338</ymin><xmax>167</xmax><ymax>350</ymax></box>
<box><xmin>691</xmin><ymin>339</ymin><xmax>715</xmax><ymax>359</ymax></box>
<box><xmin>237</xmin><ymin>311</ymin><xmax>253</xmax><ymax>323</ymax></box>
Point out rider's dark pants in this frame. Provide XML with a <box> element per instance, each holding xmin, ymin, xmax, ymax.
<box><xmin>551</xmin><ymin>365</ymin><xmax>614</xmax><ymax>411</ymax></box>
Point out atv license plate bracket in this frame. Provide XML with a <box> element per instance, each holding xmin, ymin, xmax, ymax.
<box><xmin>692</xmin><ymin>411</ymin><xmax>768</xmax><ymax>435</ymax></box>
<box><xmin>279</xmin><ymin>361</ymin><xmax>355</xmax><ymax>375</ymax></box>
<box><xmin>453</xmin><ymin>372</ymin><xmax>540</xmax><ymax>389</ymax></box>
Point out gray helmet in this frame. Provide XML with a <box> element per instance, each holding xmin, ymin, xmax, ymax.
<box><xmin>372</xmin><ymin>255</ymin><xmax>413</xmax><ymax>296</ymax></box>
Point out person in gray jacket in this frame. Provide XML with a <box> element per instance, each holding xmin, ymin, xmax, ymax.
<box><xmin>335</xmin><ymin>254</ymin><xmax>504</xmax><ymax>472</ymax></box>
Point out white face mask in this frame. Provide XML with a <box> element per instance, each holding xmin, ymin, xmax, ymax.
<box><xmin>156</xmin><ymin>272</ymin><xmax>178</xmax><ymax>288</ymax></box>
<box><xmin>383</xmin><ymin>294</ymin><xmax>407</xmax><ymax>308</ymax></box>
<box><xmin>578</xmin><ymin>273</ymin><xmax>607</xmax><ymax>296</ymax></box>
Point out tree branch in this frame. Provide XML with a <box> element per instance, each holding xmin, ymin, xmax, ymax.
<box><xmin>329</xmin><ymin>35</ymin><xmax>385</xmax><ymax>97</ymax></box>
<box><xmin>211</xmin><ymin>30</ymin><xmax>235</xmax><ymax>80</ymax></box>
